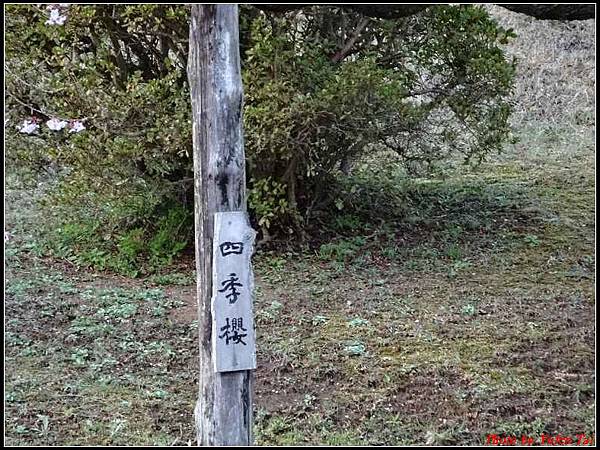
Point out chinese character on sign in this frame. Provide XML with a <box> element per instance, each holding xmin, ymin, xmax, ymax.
<box><xmin>219</xmin><ymin>241</ymin><xmax>244</xmax><ymax>257</ymax></box>
<box><xmin>218</xmin><ymin>273</ymin><xmax>243</xmax><ymax>304</ymax></box>
<box><xmin>219</xmin><ymin>317</ymin><xmax>248</xmax><ymax>345</ymax></box>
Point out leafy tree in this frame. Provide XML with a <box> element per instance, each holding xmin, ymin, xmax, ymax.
<box><xmin>5</xmin><ymin>4</ymin><xmax>517</xmax><ymax>268</ymax></box>
<box><xmin>243</xmin><ymin>6</ymin><xmax>516</xmax><ymax>232</ymax></box>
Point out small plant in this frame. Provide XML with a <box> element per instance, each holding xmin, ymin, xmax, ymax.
<box><xmin>5</xmin><ymin>279</ymin><xmax>37</xmax><ymax>297</ymax></box>
<box><xmin>69</xmin><ymin>317</ymin><xmax>114</xmax><ymax>337</ymax></box>
<box><xmin>347</xmin><ymin>318</ymin><xmax>369</xmax><ymax>327</ymax></box>
<box><xmin>265</xmin><ymin>255</ymin><xmax>286</xmax><ymax>271</ymax></box>
<box><xmin>303</xmin><ymin>393</ymin><xmax>316</xmax><ymax>408</ymax></box>
<box><xmin>461</xmin><ymin>297</ymin><xmax>480</xmax><ymax>316</ymax></box>
<box><xmin>495</xmin><ymin>417</ymin><xmax>547</xmax><ymax>436</ymax></box>
<box><xmin>145</xmin><ymin>341</ymin><xmax>175</xmax><ymax>358</ymax></box>
<box><xmin>445</xmin><ymin>243</ymin><xmax>463</xmax><ymax>261</ymax></box>
<box><xmin>524</xmin><ymin>234</ymin><xmax>540</xmax><ymax>247</ymax></box>
<box><xmin>90</xmin><ymin>357</ymin><xmax>118</xmax><ymax>372</ymax></box>
<box><xmin>151</xmin><ymin>306</ymin><xmax>166</xmax><ymax>317</ymax></box>
<box><xmin>70</xmin><ymin>348</ymin><xmax>90</xmax><ymax>366</ymax></box>
<box><xmin>5</xmin><ymin>332</ymin><xmax>31</xmax><ymax>347</ymax></box>
<box><xmin>57</xmin><ymin>281</ymin><xmax>79</xmax><ymax>294</ymax></box>
<box><xmin>96</xmin><ymin>302</ymin><xmax>138</xmax><ymax>320</ymax></box>
<box><xmin>381</xmin><ymin>246</ymin><xmax>399</xmax><ymax>260</ymax></box>
<box><xmin>312</xmin><ymin>315</ymin><xmax>328</xmax><ymax>325</ymax></box>
<box><xmin>136</xmin><ymin>288</ymin><xmax>167</xmax><ymax>302</ymax></box>
<box><xmin>79</xmin><ymin>247</ymin><xmax>109</xmax><ymax>270</ymax></box>
<box><xmin>255</xmin><ymin>415</ymin><xmax>301</xmax><ymax>445</ymax></box>
<box><xmin>15</xmin><ymin>425</ymin><xmax>29</xmax><ymax>435</ymax></box>
<box><xmin>149</xmin><ymin>272</ymin><xmax>193</xmax><ymax>286</ymax></box>
<box><xmin>149</xmin><ymin>389</ymin><xmax>169</xmax><ymax>399</ymax></box>
<box><xmin>332</xmin><ymin>214</ymin><xmax>362</xmax><ymax>232</ymax></box>
<box><xmin>448</xmin><ymin>259</ymin><xmax>472</xmax><ymax>278</ymax></box>
<box><xmin>344</xmin><ymin>341</ymin><xmax>366</xmax><ymax>356</ymax></box>
<box><xmin>262</xmin><ymin>301</ymin><xmax>284</xmax><ymax>321</ymax></box>
<box><xmin>248</xmin><ymin>177</ymin><xmax>290</xmax><ymax>231</ymax></box>
<box><xmin>461</xmin><ymin>304</ymin><xmax>476</xmax><ymax>316</ymax></box>
<box><xmin>115</xmin><ymin>227</ymin><xmax>146</xmax><ymax>275</ymax></box>
<box><xmin>109</xmin><ymin>418</ymin><xmax>127</xmax><ymax>439</ymax></box>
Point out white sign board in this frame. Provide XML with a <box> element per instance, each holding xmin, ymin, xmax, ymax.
<box><xmin>212</xmin><ymin>211</ymin><xmax>257</xmax><ymax>372</ymax></box>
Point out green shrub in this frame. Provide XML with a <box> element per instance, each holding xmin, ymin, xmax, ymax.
<box><xmin>148</xmin><ymin>207</ymin><xmax>191</xmax><ymax>267</ymax></box>
<box><xmin>118</xmin><ymin>228</ymin><xmax>145</xmax><ymax>263</ymax></box>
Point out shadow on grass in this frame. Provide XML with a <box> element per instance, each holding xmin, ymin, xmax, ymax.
<box><xmin>300</xmin><ymin>170</ymin><xmax>547</xmax><ymax>266</ymax></box>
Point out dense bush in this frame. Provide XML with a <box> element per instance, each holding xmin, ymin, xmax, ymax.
<box><xmin>5</xmin><ymin>4</ymin><xmax>516</xmax><ymax>272</ymax></box>
<box><xmin>243</xmin><ymin>6</ymin><xmax>516</xmax><ymax>231</ymax></box>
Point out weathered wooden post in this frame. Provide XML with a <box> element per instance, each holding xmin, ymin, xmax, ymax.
<box><xmin>188</xmin><ymin>4</ymin><xmax>255</xmax><ymax>446</ymax></box>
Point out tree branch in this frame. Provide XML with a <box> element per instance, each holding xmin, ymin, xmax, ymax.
<box><xmin>256</xmin><ymin>4</ymin><xmax>430</xmax><ymax>19</ymax></box>
<box><xmin>331</xmin><ymin>17</ymin><xmax>370</xmax><ymax>63</ymax></box>
<box><xmin>498</xmin><ymin>4</ymin><xmax>595</xmax><ymax>20</ymax></box>
<box><xmin>255</xmin><ymin>4</ymin><xmax>595</xmax><ymax>21</ymax></box>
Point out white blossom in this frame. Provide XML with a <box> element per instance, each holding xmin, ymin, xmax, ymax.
<box><xmin>17</xmin><ymin>119</ymin><xmax>39</xmax><ymax>134</ymax></box>
<box><xmin>46</xmin><ymin>3</ymin><xmax>70</xmax><ymax>10</ymax></box>
<box><xmin>45</xmin><ymin>9</ymin><xmax>67</xmax><ymax>26</ymax></box>
<box><xmin>46</xmin><ymin>118</ymin><xmax>68</xmax><ymax>131</ymax></box>
<box><xmin>5</xmin><ymin>231</ymin><xmax>12</xmax><ymax>242</ymax></box>
<box><xmin>69</xmin><ymin>120</ymin><xmax>86</xmax><ymax>133</ymax></box>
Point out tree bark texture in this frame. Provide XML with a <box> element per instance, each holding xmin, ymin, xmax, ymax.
<box><xmin>188</xmin><ymin>4</ymin><xmax>252</xmax><ymax>446</ymax></box>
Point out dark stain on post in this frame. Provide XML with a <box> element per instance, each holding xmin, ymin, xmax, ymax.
<box><xmin>242</xmin><ymin>374</ymin><xmax>250</xmax><ymax>428</ymax></box>
<box><xmin>216</xmin><ymin>173</ymin><xmax>229</xmax><ymax>204</ymax></box>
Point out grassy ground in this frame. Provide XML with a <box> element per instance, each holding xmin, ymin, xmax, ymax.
<box><xmin>4</xmin><ymin>8</ymin><xmax>595</xmax><ymax>447</ymax></box>
<box><xmin>5</xmin><ymin>120</ymin><xmax>595</xmax><ymax>445</ymax></box>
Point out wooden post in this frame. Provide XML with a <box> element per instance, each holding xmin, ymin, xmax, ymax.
<box><xmin>188</xmin><ymin>4</ymin><xmax>253</xmax><ymax>446</ymax></box>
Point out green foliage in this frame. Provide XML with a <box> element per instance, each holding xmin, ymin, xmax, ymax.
<box><xmin>243</xmin><ymin>5</ymin><xmax>516</xmax><ymax>225</ymax></box>
<box><xmin>332</xmin><ymin>214</ymin><xmax>363</xmax><ymax>233</ymax></box>
<box><xmin>311</xmin><ymin>315</ymin><xmax>329</xmax><ymax>326</ymax></box>
<box><xmin>69</xmin><ymin>317</ymin><xmax>115</xmax><ymax>337</ymax></box>
<box><xmin>118</xmin><ymin>228</ymin><xmax>145</xmax><ymax>264</ymax></box>
<box><xmin>343</xmin><ymin>341</ymin><xmax>366</xmax><ymax>356</ymax></box>
<box><xmin>5</xmin><ymin>5</ymin><xmax>193</xmax><ymax>273</ymax></box>
<box><xmin>45</xmin><ymin>206</ymin><xmax>190</xmax><ymax>275</ymax></box>
<box><xmin>259</xmin><ymin>301</ymin><xmax>284</xmax><ymax>322</ymax></box>
<box><xmin>148</xmin><ymin>207</ymin><xmax>191</xmax><ymax>267</ymax></box>
<box><xmin>523</xmin><ymin>234</ymin><xmax>540</xmax><ymax>247</ymax></box>
<box><xmin>248</xmin><ymin>177</ymin><xmax>290</xmax><ymax>231</ymax></box>
<box><xmin>319</xmin><ymin>237</ymin><xmax>366</xmax><ymax>263</ymax></box>
<box><xmin>70</xmin><ymin>348</ymin><xmax>90</xmax><ymax>366</ymax></box>
<box><xmin>148</xmin><ymin>272</ymin><xmax>193</xmax><ymax>286</ymax></box>
<box><xmin>461</xmin><ymin>303</ymin><xmax>476</xmax><ymax>316</ymax></box>
<box><xmin>5</xmin><ymin>4</ymin><xmax>516</xmax><ymax>266</ymax></box>
<box><xmin>347</xmin><ymin>318</ymin><xmax>369</xmax><ymax>327</ymax></box>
